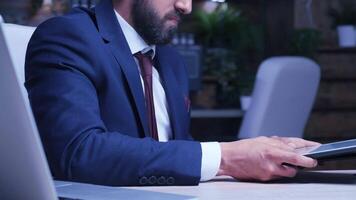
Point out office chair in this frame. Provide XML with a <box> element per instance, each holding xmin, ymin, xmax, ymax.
<box><xmin>0</xmin><ymin>16</ymin><xmax>36</xmax><ymax>106</ymax></box>
<box><xmin>238</xmin><ymin>56</ymin><xmax>320</xmax><ymax>139</ymax></box>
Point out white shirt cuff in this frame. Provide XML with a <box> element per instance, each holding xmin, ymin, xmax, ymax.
<box><xmin>200</xmin><ymin>142</ymin><xmax>221</xmax><ymax>182</ymax></box>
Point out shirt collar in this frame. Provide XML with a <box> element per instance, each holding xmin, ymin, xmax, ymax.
<box><xmin>114</xmin><ymin>10</ymin><xmax>156</xmax><ymax>58</ymax></box>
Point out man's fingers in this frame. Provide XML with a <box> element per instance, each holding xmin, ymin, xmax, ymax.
<box><xmin>276</xmin><ymin>164</ymin><xmax>298</xmax><ymax>178</ymax></box>
<box><xmin>261</xmin><ymin>164</ymin><xmax>297</xmax><ymax>181</ymax></box>
<box><xmin>265</xmin><ymin>147</ymin><xmax>317</xmax><ymax>168</ymax></box>
<box><xmin>271</xmin><ymin>142</ymin><xmax>295</xmax><ymax>152</ymax></box>
<box><xmin>276</xmin><ymin>137</ymin><xmax>321</xmax><ymax>148</ymax></box>
<box><xmin>288</xmin><ymin>138</ymin><xmax>320</xmax><ymax>148</ymax></box>
<box><xmin>278</xmin><ymin>151</ymin><xmax>318</xmax><ymax>168</ymax></box>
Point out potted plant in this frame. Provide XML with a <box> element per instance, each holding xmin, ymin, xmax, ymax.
<box><xmin>289</xmin><ymin>28</ymin><xmax>321</xmax><ymax>59</ymax></box>
<box><xmin>328</xmin><ymin>3</ymin><xmax>356</xmax><ymax>47</ymax></box>
<box><xmin>192</xmin><ymin>5</ymin><xmax>263</xmax><ymax>108</ymax></box>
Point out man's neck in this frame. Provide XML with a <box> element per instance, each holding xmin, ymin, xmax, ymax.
<box><xmin>113</xmin><ymin>0</ymin><xmax>134</xmax><ymax>26</ymax></box>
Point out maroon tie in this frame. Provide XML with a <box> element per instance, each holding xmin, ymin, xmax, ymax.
<box><xmin>134</xmin><ymin>52</ymin><xmax>159</xmax><ymax>140</ymax></box>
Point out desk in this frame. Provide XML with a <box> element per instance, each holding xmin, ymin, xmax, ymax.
<box><xmin>127</xmin><ymin>170</ymin><xmax>356</xmax><ymax>200</ymax></box>
<box><xmin>57</xmin><ymin>170</ymin><xmax>356</xmax><ymax>200</ymax></box>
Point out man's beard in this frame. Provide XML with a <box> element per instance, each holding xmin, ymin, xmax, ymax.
<box><xmin>132</xmin><ymin>0</ymin><xmax>181</xmax><ymax>45</ymax></box>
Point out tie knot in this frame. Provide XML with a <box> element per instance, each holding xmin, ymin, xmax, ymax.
<box><xmin>134</xmin><ymin>51</ymin><xmax>153</xmax><ymax>77</ymax></box>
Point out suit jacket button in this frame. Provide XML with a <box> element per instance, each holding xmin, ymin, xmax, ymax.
<box><xmin>157</xmin><ymin>176</ymin><xmax>166</xmax><ymax>185</ymax></box>
<box><xmin>148</xmin><ymin>176</ymin><xmax>157</xmax><ymax>185</ymax></box>
<box><xmin>167</xmin><ymin>177</ymin><xmax>175</xmax><ymax>185</ymax></box>
<box><xmin>139</xmin><ymin>176</ymin><xmax>148</xmax><ymax>185</ymax></box>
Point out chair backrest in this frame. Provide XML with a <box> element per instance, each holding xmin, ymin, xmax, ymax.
<box><xmin>238</xmin><ymin>56</ymin><xmax>320</xmax><ymax>139</ymax></box>
<box><xmin>0</xmin><ymin>18</ymin><xmax>36</xmax><ymax>101</ymax></box>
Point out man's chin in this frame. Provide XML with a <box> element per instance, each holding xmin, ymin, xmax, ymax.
<box><xmin>164</xmin><ymin>23</ymin><xmax>178</xmax><ymax>32</ymax></box>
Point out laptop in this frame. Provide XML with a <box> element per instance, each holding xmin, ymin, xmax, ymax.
<box><xmin>0</xmin><ymin>20</ymin><xmax>194</xmax><ymax>200</ymax></box>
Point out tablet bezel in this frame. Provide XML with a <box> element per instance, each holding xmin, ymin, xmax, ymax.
<box><xmin>296</xmin><ymin>139</ymin><xmax>356</xmax><ymax>159</ymax></box>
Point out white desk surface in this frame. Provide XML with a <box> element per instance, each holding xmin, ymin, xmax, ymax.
<box><xmin>126</xmin><ymin>170</ymin><xmax>356</xmax><ymax>200</ymax></box>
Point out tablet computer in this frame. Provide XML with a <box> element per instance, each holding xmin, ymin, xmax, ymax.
<box><xmin>296</xmin><ymin>139</ymin><xmax>356</xmax><ymax>161</ymax></box>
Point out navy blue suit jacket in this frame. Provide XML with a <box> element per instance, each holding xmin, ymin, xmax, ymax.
<box><xmin>25</xmin><ymin>0</ymin><xmax>201</xmax><ymax>186</ymax></box>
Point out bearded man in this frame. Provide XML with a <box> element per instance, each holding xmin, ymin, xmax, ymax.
<box><xmin>25</xmin><ymin>0</ymin><xmax>319</xmax><ymax>186</ymax></box>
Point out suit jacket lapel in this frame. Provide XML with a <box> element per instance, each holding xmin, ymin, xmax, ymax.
<box><xmin>155</xmin><ymin>47</ymin><xmax>189</xmax><ymax>140</ymax></box>
<box><xmin>94</xmin><ymin>0</ymin><xmax>150</xmax><ymax>137</ymax></box>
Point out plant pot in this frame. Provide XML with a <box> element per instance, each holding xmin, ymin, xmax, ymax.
<box><xmin>240</xmin><ymin>95</ymin><xmax>252</xmax><ymax>111</ymax></box>
<box><xmin>337</xmin><ymin>25</ymin><xmax>356</xmax><ymax>47</ymax></box>
<box><xmin>191</xmin><ymin>76</ymin><xmax>218</xmax><ymax>109</ymax></box>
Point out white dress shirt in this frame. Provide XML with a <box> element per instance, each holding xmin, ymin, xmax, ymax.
<box><xmin>114</xmin><ymin>11</ymin><xmax>221</xmax><ymax>181</ymax></box>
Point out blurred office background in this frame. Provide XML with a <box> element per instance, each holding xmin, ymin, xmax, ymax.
<box><xmin>1</xmin><ymin>0</ymin><xmax>356</xmax><ymax>169</ymax></box>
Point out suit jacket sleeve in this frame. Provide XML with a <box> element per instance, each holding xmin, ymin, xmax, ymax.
<box><xmin>25</xmin><ymin>16</ymin><xmax>202</xmax><ymax>186</ymax></box>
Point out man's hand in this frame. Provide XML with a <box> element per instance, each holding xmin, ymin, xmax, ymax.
<box><xmin>217</xmin><ymin>136</ymin><xmax>320</xmax><ymax>181</ymax></box>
